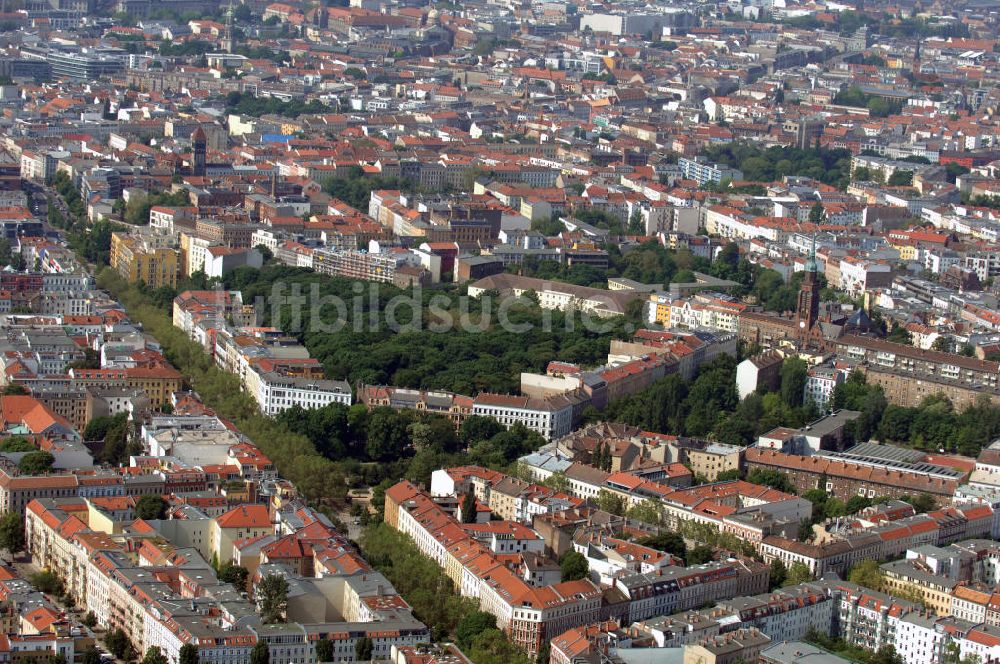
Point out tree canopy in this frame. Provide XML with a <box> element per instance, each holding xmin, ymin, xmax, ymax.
<box><xmin>0</xmin><ymin>511</ymin><xmax>24</xmax><ymax>553</ymax></box>
<box><xmin>257</xmin><ymin>574</ymin><xmax>289</xmax><ymax>623</ymax></box>
<box><xmin>702</xmin><ymin>143</ymin><xmax>854</xmax><ymax>189</ymax></box>
<box><xmin>134</xmin><ymin>495</ymin><xmax>168</xmax><ymax>521</ymax></box>
<box><xmin>18</xmin><ymin>451</ymin><xmax>54</xmax><ymax>475</ymax></box>
<box><xmin>559</xmin><ymin>550</ymin><xmax>589</xmax><ymax>582</ymax></box>
<box><xmin>225</xmin><ymin>92</ymin><xmax>331</xmax><ymax>118</ymax></box>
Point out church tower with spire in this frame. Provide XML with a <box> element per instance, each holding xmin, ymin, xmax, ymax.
<box><xmin>191</xmin><ymin>126</ymin><xmax>207</xmax><ymax>177</ymax></box>
<box><xmin>796</xmin><ymin>235</ymin><xmax>821</xmax><ymax>341</ymax></box>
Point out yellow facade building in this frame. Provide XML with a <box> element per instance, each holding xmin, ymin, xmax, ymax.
<box><xmin>110</xmin><ymin>232</ymin><xmax>180</xmax><ymax>289</ymax></box>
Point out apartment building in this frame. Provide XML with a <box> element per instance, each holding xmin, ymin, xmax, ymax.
<box><xmin>678</xmin><ymin>157</ymin><xmax>743</xmax><ymax>186</ymax></box>
<box><xmin>736</xmin><ymin>351</ymin><xmax>783</xmax><ymax>400</ymax></box>
<box><xmin>29</xmin><ymin>496</ymin><xmax>428</xmax><ymax>664</ymax></box>
<box><xmin>172</xmin><ymin>290</ymin><xmax>250</xmax><ymax>346</ymax></box>
<box><xmin>110</xmin><ymin>232</ymin><xmax>180</xmax><ymax>289</ymax></box>
<box><xmin>385</xmin><ymin>480</ymin><xmax>600</xmax><ymax>656</ymax></box>
<box><xmin>311</xmin><ymin>247</ymin><xmax>426</xmax><ymax>286</ymax></box>
<box><xmin>651</xmin><ymin>294</ymin><xmax>748</xmax><ymax>333</ymax></box>
<box><xmin>357</xmin><ymin>384</ymin><xmax>474</xmax><ymax>426</ymax></box>
<box><xmin>472</xmin><ymin>391</ymin><xmax>585</xmax><ymax>440</ymax></box>
<box><xmin>614</xmin><ymin>560</ymin><xmax>769</xmax><ymax>624</ymax></box>
<box><xmin>548</xmin><ymin>422</ymin><xmax>743</xmax><ymax>481</ymax></box>
<box><xmin>149</xmin><ymin>205</ymin><xmax>196</xmax><ymax>233</ymax></box>
<box><xmin>860</xmin><ymin>365</ymin><xmax>1000</xmax><ymax>409</ymax></box>
<box><xmin>467</xmin><ymin>273</ymin><xmax>641</xmax><ymax>318</ymax></box>
<box><xmin>682</xmin><ymin>628</ymin><xmax>771</xmax><ymax>664</ymax></box>
<box><xmin>252</xmin><ymin>371</ymin><xmax>352</xmax><ymax>415</ymax></box>
<box><xmin>431</xmin><ymin>466</ymin><xmax>583</xmax><ymax>524</ymax></box>
<box><xmin>835</xmin><ymin>335</ymin><xmax>1000</xmax><ymax>389</ymax></box>
<box><xmin>759</xmin><ymin>532</ymin><xmax>881</xmax><ymax>577</ymax></box>
<box><xmin>69</xmin><ymin>366</ymin><xmax>184</xmax><ymax>407</ymax></box>
<box><xmin>745</xmin><ymin>447</ymin><xmax>963</xmax><ymax>504</ymax></box>
<box><xmin>838</xmin><ymin>256</ymin><xmax>893</xmax><ymax>297</ymax></box>
<box><xmin>804</xmin><ymin>364</ymin><xmax>843</xmax><ymax>411</ymax></box>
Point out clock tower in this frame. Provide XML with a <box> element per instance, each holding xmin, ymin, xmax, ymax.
<box><xmin>796</xmin><ymin>235</ymin><xmax>820</xmax><ymax>340</ymax></box>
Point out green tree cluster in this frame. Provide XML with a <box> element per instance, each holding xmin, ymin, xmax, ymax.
<box><xmin>218</xmin><ymin>561</ymin><xmax>250</xmax><ymax>589</ymax></box>
<box><xmin>702</xmin><ymin>143</ymin><xmax>854</xmax><ymax>189</ymax></box>
<box><xmin>848</xmin><ymin>559</ymin><xmax>885</xmax><ymax>591</ymax></box>
<box><xmin>18</xmin><ymin>451</ymin><xmax>54</xmax><ymax>475</ymax></box>
<box><xmin>249</xmin><ymin>643</ymin><xmax>269</xmax><ymax>664</ymax></box>
<box><xmin>358</xmin><ymin>523</ymin><xmax>524</xmax><ymax>662</ymax></box>
<box><xmin>745</xmin><ymin>469</ymin><xmax>797</xmax><ymax>494</ymax></box>
<box><xmin>595</xmin><ymin>489</ymin><xmax>625</xmax><ymax>516</ymax></box>
<box><xmin>225</xmin><ymin>91</ymin><xmax>331</xmax><ymax>119</ymax></box>
<box><xmin>321</xmin><ymin>166</ymin><xmax>414</xmax><ymax>210</ymax></box>
<box><xmin>0</xmin><ymin>511</ymin><xmax>24</xmax><ymax>553</ymax></box>
<box><xmin>82</xmin><ymin>648</ymin><xmax>101</xmax><ymax>664</ymax></box>
<box><xmin>635</xmin><ymin>531</ymin><xmax>687</xmax><ymax>560</ymax></box>
<box><xmin>626</xmin><ymin>498</ymin><xmax>663</xmax><ymax>525</ymax></box>
<box><xmin>354</xmin><ymin>638</ymin><xmax>372</xmax><ymax>661</ymax></box>
<box><xmin>142</xmin><ymin>647</ymin><xmax>169</xmax><ymax>664</ymax></box>
<box><xmin>94</xmin><ymin>412</ymin><xmax>139</xmax><ymax>465</ymax></box>
<box><xmin>945</xmin><ymin>163</ymin><xmax>970</xmax><ymax>184</ymax></box>
<box><xmin>833</xmin><ymin>87</ymin><xmax>905</xmax><ymax>118</ymax></box>
<box><xmin>159</xmin><ymin>40</ymin><xmax>214</xmax><ymax>56</ymax></box>
<box><xmin>591</xmin><ymin>441</ymin><xmax>612</xmax><ymax>471</ymax></box>
<box><xmin>604</xmin><ymin>356</ymin><xmax>737</xmax><ymax>438</ymax></box>
<box><xmin>887</xmin><ymin>170</ymin><xmax>914</xmax><ymax>187</ymax></box>
<box><xmin>97</xmin><ymin>269</ymin><xmax>351</xmax><ymax>508</ymax></box>
<box><xmin>606</xmin><ymin>353</ymin><xmax>818</xmax><ymax>447</ymax></box>
<box><xmin>123</xmin><ymin>189</ymin><xmax>191</xmax><ymax>226</ymax></box>
<box><xmin>179</xmin><ymin>644</ymin><xmax>199</xmax><ymax>664</ymax></box>
<box><xmin>134</xmin><ymin>495</ymin><xmax>169</xmax><ymax>520</ymax></box>
<box><xmin>677</xmin><ymin>520</ymin><xmax>758</xmax><ymax>559</ymax></box>
<box><xmin>234</xmin><ymin>45</ymin><xmax>290</xmax><ymax>63</ymax></box>
<box><xmin>215</xmin><ymin>263</ymin><xmax>635</xmax><ymax>396</ymax></box>
<box><xmin>835</xmin><ymin>372</ymin><xmax>1000</xmax><ymax>456</ymax></box>
<box><xmin>785</xmin><ymin>562</ymin><xmax>813</xmax><ymax>586</ymax></box>
<box><xmin>277</xmin><ymin>403</ymin><xmax>459</xmax><ymax>463</ymax></box>
<box><xmin>460</xmin><ymin>491</ymin><xmax>477</xmax><ymax>523</ymax></box>
<box><xmin>0</xmin><ymin>437</ymin><xmax>35</xmax><ymax>452</ymax></box>
<box><xmin>29</xmin><ymin>569</ymin><xmax>64</xmax><ymax>595</ymax></box>
<box><xmin>105</xmin><ymin>628</ymin><xmax>135</xmax><ymax>660</ymax></box>
<box><xmin>50</xmin><ymin>173</ymin><xmax>125</xmax><ymax>265</ymax></box>
<box><xmin>962</xmin><ymin>193</ymin><xmax>1000</xmax><ymax>210</ymax></box>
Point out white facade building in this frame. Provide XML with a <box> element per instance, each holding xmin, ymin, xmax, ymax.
<box><xmin>253</xmin><ymin>371</ymin><xmax>352</xmax><ymax>416</ymax></box>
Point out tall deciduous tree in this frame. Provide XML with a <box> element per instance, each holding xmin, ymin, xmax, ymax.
<box><xmin>808</xmin><ymin>202</ymin><xmax>825</xmax><ymax>223</ymax></box>
<box><xmin>595</xmin><ymin>489</ymin><xmax>625</xmax><ymax>516</ymax></box>
<box><xmin>456</xmin><ymin>611</ymin><xmax>496</xmax><ymax>650</ymax></box>
<box><xmin>769</xmin><ymin>559</ymin><xmax>787</xmax><ymax>589</ymax></box>
<box><xmin>142</xmin><ymin>646</ymin><xmax>169</xmax><ymax>664</ymax></box>
<box><xmin>460</xmin><ymin>491</ymin><xmax>477</xmax><ymax>523</ymax></box>
<box><xmin>354</xmin><ymin>637</ymin><xmax>372</xmax><ymax>661</ymax></box>
<box><xmin>780</xmin><ymin>357</ymin><xmax>809</xmax><ymax>409</ymax></box>
<box><xmin>314</xmin><ymin>639</ymin><xmax>332</xmax><ymax>663</ymax></box>
<box><xmin>18</xmin><ymin>451</ymin><xmax>54</xmax><ymax>475</ymax></box>
<box><xmin>179</xmin><ymin>644</ymin><xmax>199</xmax><ymax>664</ymax></box>
<box><xmin>785</xmin><ymin>562</ymin><xmax>813</xmax><ymax>586</ymax></box>
<box><xmin>848</xmin><ymin>559</ymin><xmax>884</xmax><ymax>591</ymax></box>
<box><xmin>134</xmin><ymin>495</ymin><xmax>168</xmax><ymax>521</ymax></box>
<box><xmin>257</xmin><ymin>574</ymin><xmax>289</xmax><ymax>623</ymax></box>
<box><xmin>0</xmin><ymin>511</ymin><xmax>24</xmax><ymax>554</ymax></box>
<box><xmin>218</xmin><ymin>561</ymin><xmax>250</xmax><ymax>589</ymax></box>
<box><xmin>249</xmin><ymin>643</ymin><xmax>269</xmax><ymax>664</ymax></box>
<box><xmin>559</xmin><ymin>551</ymin><xmax>589</xmax><ymax>582</ymax></box>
